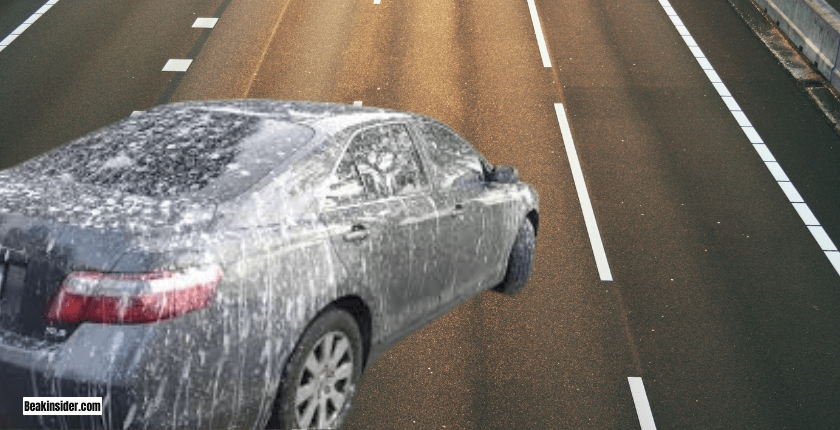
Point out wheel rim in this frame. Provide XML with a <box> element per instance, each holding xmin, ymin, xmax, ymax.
<box><xmin>294</xmin><ymin>330</ymin><xmax>355</xmax><ymax>429</ymax></box>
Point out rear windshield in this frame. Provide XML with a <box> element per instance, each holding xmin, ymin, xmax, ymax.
<box><xmin>17</xmin><ymin>108</ymin><xmax>315</xmax><ymax>200</ymax></box>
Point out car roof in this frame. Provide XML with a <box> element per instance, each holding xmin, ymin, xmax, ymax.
<box><xmin>152</xmin><ymin>99</ymin><xmax>414</xmax><ymax>135</ymax></box>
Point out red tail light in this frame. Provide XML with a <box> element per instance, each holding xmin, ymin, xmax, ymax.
<box><xmin>46</xmin><ymin>265</ymin><xmax>222</xmax><ymax>324</ymax></box>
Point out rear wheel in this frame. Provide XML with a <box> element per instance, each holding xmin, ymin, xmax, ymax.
<box><xmin>267</xmin><ymin>307</ymin><xmax>363</xmax><ymax>429</ymax></box>
<box><xmin>493</xmin><ymin>219</ymin><xmax>536</xmax><ymax>295</ymax></box>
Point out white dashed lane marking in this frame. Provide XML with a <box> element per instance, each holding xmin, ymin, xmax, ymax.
<box><xmin>526</xmin><ymin>0</ymin><xmax>551</xmax><ymax>67</ymax></box>
<box><xmin>353</xmin><ymin>101</ymin><xmax>363</xmax><ymax>106</ymax></box>
<box><xmin>0</xmin><ymin>0</ymin><xmax>59</xmax><ymax>54</ymax></box>
<box><xmin>162</xmin><ymin>59</ymin><xmax>192</xmax><ymax>72</ymax></box>
<box><xmin>165</xmin><ymin>17</ymin><xmax>218</xmax><ymax>73</ymax></box>
<box><xmin>192</xmin><ymin>17</ymin><xmax>218</xmax><ymax>29</ymax></box>
<box><xmin>657</xmin><ymin>0</ymin><xmax>840</xmax><ymax>276</ymax></box>
<box><xmin>555</xmin><ymin>103</ymin><xmax>613</xmax><ymax>281</ymax></box>
<box><xmin>628</xmin><ymin>377</ymin><xmax>658</xmax><ymax>430</ymax></box>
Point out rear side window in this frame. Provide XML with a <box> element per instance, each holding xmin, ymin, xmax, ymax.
<box><xmin>18</xmin><ymin>108</ymin><xmax>314</xmax><ymax>199</ymax></box>
<box><xmin>416</xmin><ymin>121</ymin><xmax>484</xmax><ymax>189</ymax></box>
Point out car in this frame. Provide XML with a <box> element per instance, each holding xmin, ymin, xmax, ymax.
<box><xmin>0</xmin><ymin>99</ymin><xmax>539</xmax><ymax>429</ymax></box>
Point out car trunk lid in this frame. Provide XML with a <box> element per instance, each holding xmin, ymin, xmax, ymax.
<box><xmin>0</xmin><ymin>172</ymin><xmax>217</xmax><ymax>342</ymax></box>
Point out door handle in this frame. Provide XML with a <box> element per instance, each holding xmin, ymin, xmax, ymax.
<box><xmin>343</xmin><ymin>224</ymin><xmax>370</xmax><ymax>242</ymax></box>
<box><xmin>450</xmin><ymin>203</ymin><xmax>466</xmax><ymax>217</ymax></box>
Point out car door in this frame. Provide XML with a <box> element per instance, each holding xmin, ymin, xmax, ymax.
<box><xmin>321</xmin><ymin>123</ymin><xmax>443</xmax><ymax>337</ymax></box>
<box><xmin>378</xmin><ymin>123</ymin><xmax>445</xmax><ymax>332</ymax></box>
<box><xmin>414</xmin><ymin>119</ymin><xmax>509</xmax><ymax>300</ymax></box>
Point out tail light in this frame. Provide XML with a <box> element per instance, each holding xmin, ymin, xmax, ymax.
<box><xmin>45</xmin><ymin>265</ymin><xmax>222</xmax><ymax>324</ymax></box>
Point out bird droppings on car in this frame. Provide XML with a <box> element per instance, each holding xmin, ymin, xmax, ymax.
<box><xmin>0</xmin><ymin>99</ymin><xmax>538</xmax><ymax>429</ymax></box>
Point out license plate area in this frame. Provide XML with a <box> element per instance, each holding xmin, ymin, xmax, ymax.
<box><xmin>0</xmin><ymin>264</ymin><xmax>25</xmax><ymax>315</ymax></box>
<box><xmin>0</xmin><ymin>247</ymin><xmax>27</xmax><ymax>316</ymax></box>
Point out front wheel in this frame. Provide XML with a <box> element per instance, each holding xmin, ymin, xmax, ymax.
<box><xmin>493</xmin><ymin>219</ymin><xmax>536</xmax><ymax>295</ymax></box>
<box><xmin>266</xmin><ymin>307</ymin><xmax>363</xmax><ymax>429</ymax></box>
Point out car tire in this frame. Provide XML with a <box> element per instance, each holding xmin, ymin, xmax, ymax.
<box><xmin>493</xmin><ymin>219</ymin><xmax>536</xmax><ymax>295</ymax></box>
<box><xmin>266</xmin><ymin>307</ymin><xmax>363</xmax><ymax>430</ymax></box>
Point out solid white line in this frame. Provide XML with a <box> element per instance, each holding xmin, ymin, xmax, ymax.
<box><xmin>696</xmin><ymin>57</ymin><xmax>713</xmax><ymax>70</ymax></box>
<box><xmin>682</xmin><ymin>35</ymin><xmax>698</xmax><ymax>47</ymax></box>
<box><xmin>713</xmin><ymin>82</ymin><xmax>731</xmax><ymax>97</ymax></box>
<box><xmin>753</xmin><ymin>143</ymin><xmax>774</xmax><ymax>159</ymax></box>
<box><xmin>658</xmin><ymin>0</ymin><xmax>840</xmax><ymax>277</ymax></box>
<box><xmin>827</xmin><ymin>251</ymin><xmax>840</xmax><ymax>273</ymax></box>
<box><xmin>0</xmin><ymin>34</ymin><xmax>19</xmax><ymax>48</ymax></box>
<box><xmin>764</xmin><ymin>162</ymin><xmax>790</xmax><ymax>181</ymax></box>
<box><xmin>12</xmin><ymin>23</ymin><xmax>32</xmax><ymax>35</ymax></box>
<box><xmin>703</xmin><ymin>69</ymin><xmax>723</xmax><ymax>83</ymax></box>
<box><xmin>0</xmin><ymin>0</ymin><xmax>58</xmax><ymax>53</ymax></box>
<box><xmin>628</xmin><ymin>377</ymin><xmax>658</xmax><ymax>430</ymax></box>
<box><xmin>526</xmin><ymin>0</ymin><xmax>552</xmax><ymax>67</ymax></box>
<box><xmin>555</xmin><ymin>103</ymin><xmax>613</xmax><ymax>281</ymax></box>
<box><xmin>732</xmin><ymin>111</ymin><xmax>751</xmax><ymax>127</ymax></box>
<box><xmin>36</xmin><ymin>3</ymin><xmax>55</xmax><ymax>13</ymax></box>
<box><xmin>792</xmin><ymin>202</ymin><xmax>819</xmax><ymax>225</ymax></box>
<box><xmin>809</xmin><ymin>226</ymin><xmax>838</xmax><ymax>251</ymax></box>
<box><xmin>721</xmin><ymin>96</ymin><xmax>741</xmax><ymax>111</ymax></box>
<box><xmin>778</xmin><ymin>181</ymin><xmax>804</xmax><ymax>203</ymax></box>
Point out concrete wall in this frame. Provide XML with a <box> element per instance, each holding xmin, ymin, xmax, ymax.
<box><xmin>753</xmin><ymin>0</ymin><xmax>840</xmax><ymax>89</ymax></box>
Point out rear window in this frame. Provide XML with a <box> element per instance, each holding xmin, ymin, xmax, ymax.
<box><xmin>17</xmin><ymin>108</ymin><xmax>315</xmax><ymax>199</ymax></box>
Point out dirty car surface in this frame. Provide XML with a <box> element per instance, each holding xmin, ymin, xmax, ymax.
<box><xmin>0</xmin><ymin>99</ymin><xmax>539</xmax><ymax>429</ymax></box>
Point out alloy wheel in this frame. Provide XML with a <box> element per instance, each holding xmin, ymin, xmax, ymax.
<box><xmin>294</xmin><ymin>330</ymin><xmax>355</xmax><ymax>428</ymax></box>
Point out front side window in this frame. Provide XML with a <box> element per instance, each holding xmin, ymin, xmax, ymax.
<box><xmin>326</xmin><ymin>123</ymin><xmax>429</xmax><ymax>207</ymax></box>
<box><xmin>322</xmin><ymin>148</ymin><xmax>370</xmax><ymax>208</ymax></box>
<box><xmin>416</xmin><ymin>121</ymin><xmax>484</xmax><ymax>189</ymax></box>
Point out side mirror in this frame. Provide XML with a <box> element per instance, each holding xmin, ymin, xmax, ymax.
<box><xmin>491</xmin><ymin>165</ymin><xmax>519</xmax><ymax>183</ymax></box>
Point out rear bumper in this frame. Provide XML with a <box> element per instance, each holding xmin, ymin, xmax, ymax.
<box><xmin>0</xmin><ymin>359</ymin><xmax>136</xmax><ymax>429</ymax></box>
<box><xmin>0</xmin><ymin>325</ymin><xmax>151</xmax><ymax>429</ymax></box>
<box><xmin>0</xmin><ymin>304</ymin><xmax>296</xmax><ymax>430</ymax></box>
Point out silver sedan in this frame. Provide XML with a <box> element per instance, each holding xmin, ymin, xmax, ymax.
<box><xmin>0</xmin><ymin>100</ymin><xmax>538</xmax><ymax>429</ymax></box>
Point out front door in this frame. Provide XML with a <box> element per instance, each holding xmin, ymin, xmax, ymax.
<box><xmin>322</xmin><ymin>122</ymin><xmax>444</xmax><ymax>337</ymax></box>
<box><xmin>414</xmin><ymin>120</ymin><xmax>506</xmax><ymax>300</ymax></box>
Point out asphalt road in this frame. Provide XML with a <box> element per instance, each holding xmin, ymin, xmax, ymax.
<box><xmin>2</xmin><ymin>0</ymin><xmax>840</xmax><ymax>428</ymax></box>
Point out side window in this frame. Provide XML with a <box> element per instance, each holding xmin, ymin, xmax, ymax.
<box><xmin>324</xmin><ymin>123</ymin><xmax>429</xmax><ymax>207</ymax></box>
<box><xmin>322</xmin><ymin>151</ymin><xmax>368</xmax><ymax>207</ymax></box>
<box><xmin>417</xmin><ymin>122</ymin><xmax>484</xmax><ymax>189</ymax></box>
<box><xmin>347</xmin><ymin>123</ymin><xmax>428</xmax><ymax>197</ymax></box>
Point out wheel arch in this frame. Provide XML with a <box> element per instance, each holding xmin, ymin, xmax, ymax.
<box><xmin>526</xmin><ymin>209</ymin><xmax>539</xmax><ymax>237</ymax></box>
<box><xmin>328</xmin><ymin>295</ymin><xmax>373</xmax><ymax>370</ymax></box>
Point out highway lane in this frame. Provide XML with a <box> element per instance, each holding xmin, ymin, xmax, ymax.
<box><xmin>175</xmin><ymin>0</ymin><xmax>642</xmax><ymax>427</ymax></box>
<box><xmin>2</xmin><ymin>0</ymin><xmax>840</xmax><ymax>428</ymax></box>
<box><xmin>673</xmin><ymin>0</ymin><xmax>840</xmax><ymax>269</ymax></box>
<box><xmin>0</xmin><ymin>0</ymin><xmax>221</xmax><ymax>169</ymax></box>
<box><xmin>546</xmin><ymin>0</ymin><xmax>840</xmax><ymax>427</ymax></box>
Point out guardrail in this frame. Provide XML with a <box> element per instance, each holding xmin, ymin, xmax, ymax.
<box><xmin>752</xmin><ymin>0</ymin><xmax>840</xmax><ymax>90</ymax></box>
